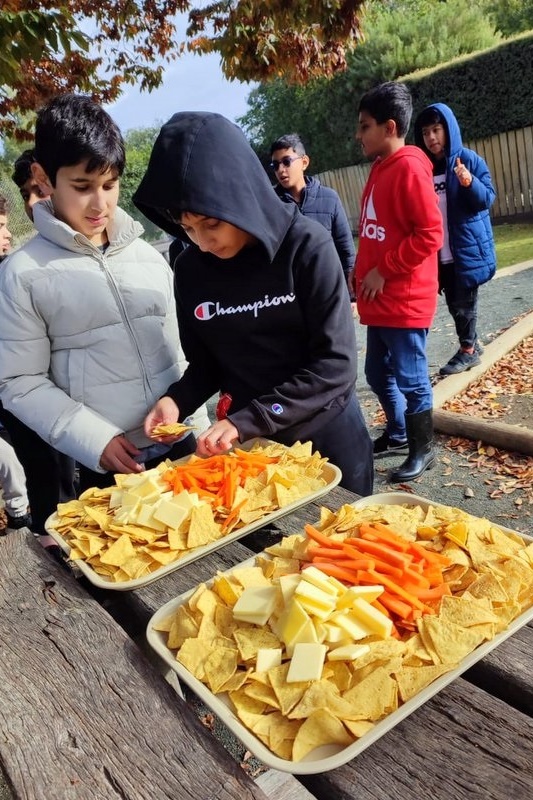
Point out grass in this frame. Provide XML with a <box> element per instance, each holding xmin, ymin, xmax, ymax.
<box><xmin>493</xmin><ymin>222</ymin><xmax>533</xmax><ymax>269</ymax></box>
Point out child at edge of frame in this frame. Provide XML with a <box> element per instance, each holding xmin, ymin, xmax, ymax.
<box><xmin>0</xmin><ymin>94</ymin><xmax>200</xmax><ymax>504</ymax></box>
<box><xmin>132</xmin><ymin>111</ymin><xmax>374</xmax><ymax>496</ymax></box>
<box><xmin>353</xmin><ymin>81</ymin><xmax>443</xmax><ymax>483</ymax></box>
<box><xmin>414</xmin><ymin>102</ymin><xmax>497</xmax><ymax>376</ymax></box>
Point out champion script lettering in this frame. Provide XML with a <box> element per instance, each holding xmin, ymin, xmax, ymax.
<box><xmin>194</xmin><ymin>293</ymin><xmax>296</xmax><ymax>321</ymax></box>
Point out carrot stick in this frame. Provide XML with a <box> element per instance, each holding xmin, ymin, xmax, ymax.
<box><xmin>379</xmin><ymin>591</ymin><xmax>413</xmax><ymax>620</ymax></box>
<box><xmin>402</xmin><ymin>583</ymin><xmax>452</xmax><ymax>601</ymax></box>
<box><xmin>402</xmin><ymin>566</ymin><xmax>431</xmax><ymax>588</ymax></box>
<box><xmin>358</xmin><ymin>522</ymin><xmax>411</xmax><ymax>551</ymax></box>
<box><xmin>345</xmin><ymin>538</ymin><xmax>413</xmax><ymax>568</ymax></box>
<box><xmin>408</xmin><ymin>541</ymin><xmax>452</xmax><ymax>567</ymax></box>
<box><xmin>358</xmin><ymin>569</ymin><xmax>434</xmax><ymax>614</ymax></box>
<box><xmin>304</xmin><ymin>524</ymin><xmax>344</xmax><ymax>549</ymax></box>
<box><xmin>310</xmin><ymin>562</ymin><xmax>359</xmax><ymax>584</ymax></box>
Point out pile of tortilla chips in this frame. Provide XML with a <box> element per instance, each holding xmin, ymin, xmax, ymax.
<box><xmin>154</xmin><ymin>501</ymin><xmax>533</xmax><ymax>762</ymax></box>
<box><xmin>47</xmin><ymin>441</ymin><xmax>329</xmax><ymax>583</ymax></box>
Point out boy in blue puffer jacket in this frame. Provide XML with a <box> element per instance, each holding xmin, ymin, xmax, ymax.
<box><xmin>414</xmin><ymin>103</ymin><xmax>496</xmax><ymax>375</ymax></box>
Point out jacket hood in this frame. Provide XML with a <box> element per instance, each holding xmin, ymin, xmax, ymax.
<box><xmin>133</xmin><ymin>111</ymin><xmax>294</xmax><ymax>261</ymax></box>
<box><xmin>414</xmin><ymin>103</ymin><xmax>463</xmax><ymax>160</ymax></box>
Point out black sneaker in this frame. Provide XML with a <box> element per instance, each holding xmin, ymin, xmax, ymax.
<box><xmin>439</xmin><ymin>349</ymin><xmax>481</xmax><ymax>375</ymax></box>
<box><xmin>474</xmin><ymin>339</ymin><xmax>484</xmax><ymax>355</ymax></box>
<box><xmin>6</xmin><ymin>511</ymin><xmax>33</xmax><ymax>531</ymax></box>
<box><xmin>373</xmin><ymin>431</ymin><xmax>408</xmax><ymax>454</ymax></box>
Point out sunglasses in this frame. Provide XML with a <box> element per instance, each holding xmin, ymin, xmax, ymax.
<box><xmin>270</xmin><ymin>155</ymin><xmax>303</xmax><ymax>171</ymax></box>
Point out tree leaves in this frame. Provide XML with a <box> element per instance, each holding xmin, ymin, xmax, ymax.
<box><xmin>0</xmin><ymin>1</ymin><xmax>364</xmax><ymax>138</ymax></box>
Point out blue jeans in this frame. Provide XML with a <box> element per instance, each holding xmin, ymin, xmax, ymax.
<box><xmin>365</xmin><ymin>327</ymin><xmax>432</xmax><ymax>440</ymax></box>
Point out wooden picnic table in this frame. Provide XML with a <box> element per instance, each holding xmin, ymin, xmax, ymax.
<box><xmin>3</xmin><ymin>485</ymin><xmax>533</xmax><ymax>799</ymax></box>
<box><xmin>100</xmin><ymin>484</ymin><xmax>533</xmax><ymax>800</ymax></box>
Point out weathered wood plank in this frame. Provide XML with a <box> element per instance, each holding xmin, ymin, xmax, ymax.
<box><xmin>464</xmin><ymin>622</ymin><xmax>533</xmax><ymax>716</ymax></box>
<box><xmin>0</xmin><ymin>532</ymin><xmax>269</xmax><ymax>800</ymax></box>
<box><xmin>298</xmin><ymin>680</ymin><xmax>533</xmax><ymax>800</ymax></box>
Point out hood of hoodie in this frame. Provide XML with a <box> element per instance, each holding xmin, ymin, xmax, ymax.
<box><xmin>414</xmin><ymin>103</ymin><xmax>463</xmax><ymax>162</ymax></box>
<box><xmin>133</xmin><ymin>111</ymin><xmax>294</xmax><ymax>262</ymax></box>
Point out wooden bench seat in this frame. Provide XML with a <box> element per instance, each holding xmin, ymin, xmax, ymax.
<box><xmin>0</xmin><ymin>531</ymin><xmax>270</xmax><ymax>800</ymax></box>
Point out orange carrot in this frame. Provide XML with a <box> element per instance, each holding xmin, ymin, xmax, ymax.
<box><xmin>358</xmin><ymin>569</ymin><xmax>435</xmax><ymax>614</ymax></box>
<box><xmin>408</xmin><ymin>541</ymin><xmax>452</xmax><ymax>567</ymax></box>
<box><xmin>310</xmin><ymin>562</ymin><xmax>360</xmax><ymax>584</ymax></box>
<box><xmin>379</xmin><ymin>591</ymin><xmax>413</xmax><ymax>621</ymax></box>
<box><xmin>358</xmin><ymin>522</ymin><xmax>411</xmax><ymax>551</ymax></box>
<box><xmin>402</xmin><ymin>583</ymin><xmax>452</xmax><ymax>601</ymax></box>
<box><xmin>304</xmin><ymin>524</ymin><xmax>344</xmax><ymax>549</ymax></box>
<box><xmin>345</xmin><ymin>538</ymin><xmax>413</xmax><ymax>568</ymax></box>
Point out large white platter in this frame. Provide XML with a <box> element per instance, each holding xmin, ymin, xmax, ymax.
<box><xmin>44</xmin><ymin>441</ymin><xmax>341</xmax><ymax>592</ymax></box>
<box><xmin>146</xmin><ymin>491</ymin><xmax>533</xmax><ymax>774</ymax></box>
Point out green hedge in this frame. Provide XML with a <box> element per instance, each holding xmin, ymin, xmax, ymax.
<box><xmin>403</xmin><ymin>31</ymin><xmax>533</xmax><ymax>141</ymax></box>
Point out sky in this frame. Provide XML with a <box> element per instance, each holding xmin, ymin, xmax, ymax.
<box><xmin>106</xmin><ymin>50</ymin><xmax>256</xmax><ymax>134</ymax></box>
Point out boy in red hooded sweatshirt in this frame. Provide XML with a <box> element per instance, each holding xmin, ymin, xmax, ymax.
<box><xmin>354</xmin><ymin>82</ymin><xmax>443</xmax><ymax>482</ymax></box>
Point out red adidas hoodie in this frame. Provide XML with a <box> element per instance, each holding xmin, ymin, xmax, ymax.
<box><xmin>353</xmin><ymin>145</ymin><xmax>442</xmax><ymax>328</ymax></box>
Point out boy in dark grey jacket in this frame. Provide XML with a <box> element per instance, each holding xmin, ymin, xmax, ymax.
<box><xmin>270</xmin><ymin>133</ymin><xmax>355</xmax><ymax>293</ymax></box>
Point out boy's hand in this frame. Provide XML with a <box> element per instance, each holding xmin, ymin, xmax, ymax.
<box><xmin>197</xmin><ymin>419</ymin><xmax>239</xmax><ymax>457</ymax></box>
<box><xmin>360</xmin><ymin>267</ymin><xmax>385</xmax><ymax>300</ymax></box>
<box><xmin>144</xmin><ymin>396</ymin><xmax>180</xmax><ymax>439</ymax></box>
<box><xmin>454</xmin><ymin>157</ymin><xmax>472</xmax><ymax>187</ymax></box>
<box><xmin>100</xmin><ymin>435</ymin><xmax>143</xmax><ymax>474</ymax></box>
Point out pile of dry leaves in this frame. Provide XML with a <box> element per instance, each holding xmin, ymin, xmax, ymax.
<box><xmin>441</xmin><ymin>334</ymin><xmax>533</xmax><ymax>508</ymax></box>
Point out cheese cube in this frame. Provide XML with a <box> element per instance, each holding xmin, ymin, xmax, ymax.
<box><xmin>153</xmin><ymin>499</ymin><xmax>189</xmax><ymax>529</ymax></box>
<box><xmin>108</xmin><ymin>488</ymin><xmax>123</xmax><ymax>509</ymax></box>
<box><xmin>329</xmin><ymin>610</ymin><xmax>374</xmax><ymax>640</ymax></box>
<box><xmin>300</xmin><ymin>566</ymin><xmax>339</xmax><ymax>596</ymax></box>
<box><xmin>279</xmin><ymin>599</ymin><xmax>310</xmax><ymax>646</ymax></box>
<box><xmin>336</xmin><ymin>585</ymin><xmax>385</xmax><ymax>609</ymax></box>
<box><xmin>233</xmin><ymin>586</ymin><xmax>279</xmax><ymax>626</ymax></box>
<box><xmin>295</xmin><ymin>578</ymin><xmax>335</xmax><ymax>604</ymax></box>
<box><xmin>351</xmin><ymin>598</ymin><xmax>393</xmax><ymax>638</ymax></box>
<box><xmin>327</xmin><ymin>644</ymin><xmax>371</xmax><ymax>661</ymax></box>
<box><xmin>323</xmin><ymin>622</ymin><xmax>348</xmax><ymax>644</ymax></box>
<box><xmin>296</xmin><ymin>595</ymin><xmax>336</xmax><ymax>620</ymax></box>
<box><xmin>256</xmin><ymin>648</ymin><xmax>282</xmax><ymax>673</ymax></box>
<box><xmin>135</xmin><ymin>502</ymin><xmax>168</xmax><ymax>531</ymax></box>
<box><xmin>278</xmin><ymin>574</ymin><xmax>301</xmax><ymax>604</ymax></box>
<box><xmin>287</xmin><ymin>643</ymin><xmax>327</xmax><ymax>683</ymax></box>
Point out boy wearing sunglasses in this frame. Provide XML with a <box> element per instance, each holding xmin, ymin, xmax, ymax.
<box><xmin>134</xmin><ymin>112</ymin><xmax>373</xmax><ymax>496</ymax></box>
<box><xmin>270</xmin><ymin>133</ymin><xmax>355</xmax><ymax>291</ymax></box>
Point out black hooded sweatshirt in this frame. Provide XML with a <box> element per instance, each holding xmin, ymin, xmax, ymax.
<box><xmin>133</xmin><ymin>112</ymin><xmax>357</xmax><ymax>444</ymax></box>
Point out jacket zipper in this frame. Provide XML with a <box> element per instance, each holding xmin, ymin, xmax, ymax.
<box><xmin>97</xmin><ymin>249</ymin><xmax>153</xmax><ymax>403</ymax></box>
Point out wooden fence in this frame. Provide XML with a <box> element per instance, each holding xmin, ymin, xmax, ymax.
<box><xmin>316</xmin><ymin>124</ymin><xmax>533</xmax><ymax>232</ymax></box>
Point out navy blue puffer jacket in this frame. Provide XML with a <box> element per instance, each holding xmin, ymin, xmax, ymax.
<box><xmin>414</xmin><ymin>103</ymin><xmax>496</xmax><ymax>288</ymax></box>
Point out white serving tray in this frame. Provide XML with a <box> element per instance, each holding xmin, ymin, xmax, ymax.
<box><xmin>44</xmin><ymin>441</ymin><xmax>342</xmax><ymax>592</ymax></box>
<box><xmin>146</xmin><ymin>491</ymin><xmax>533</xmax><ymax>774</ymax></box>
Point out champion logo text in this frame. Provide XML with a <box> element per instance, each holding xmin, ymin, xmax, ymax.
<box><xmin>194</xmin><ymin>293</ymin><xmax>296</xmax><ymax>321</ymax></box>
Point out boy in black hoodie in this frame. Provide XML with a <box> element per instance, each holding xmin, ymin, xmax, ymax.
<box><xmin>134</xmin><ymin>112</ymin><xmax>373</xmax><ymax>496</ymax></box>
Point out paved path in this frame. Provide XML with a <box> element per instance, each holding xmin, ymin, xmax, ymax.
<box><xmin>355</xmin><ymin>262</ymin><xmax>533</xmax><ymax>535</ymax></box>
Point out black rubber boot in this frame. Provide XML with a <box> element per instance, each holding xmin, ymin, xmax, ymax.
<box><xmin>388</xmin><ymin>409</ymin><xmax>435</xmax><ymax>482</ymax></box>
